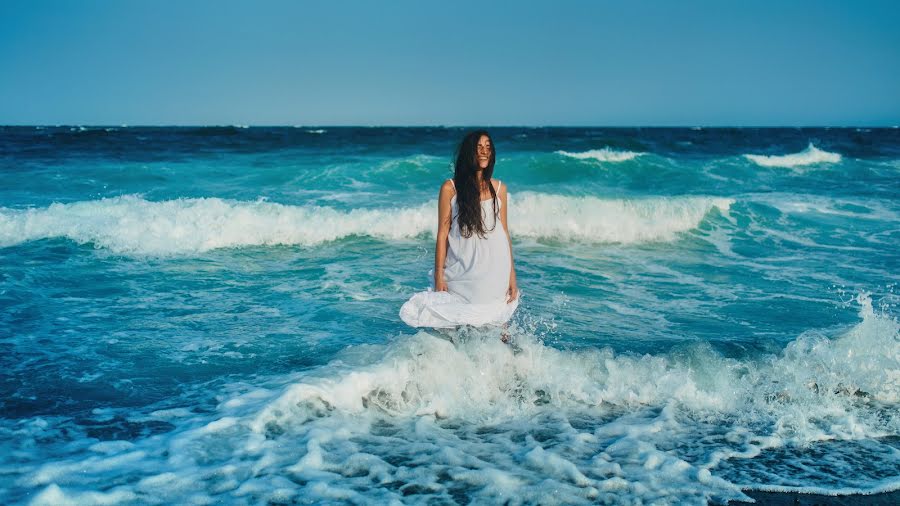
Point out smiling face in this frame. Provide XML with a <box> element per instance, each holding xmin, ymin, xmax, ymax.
<box><xmin>476</xmin><ymin>135</ymin><xmax>492</xmax><ymax>170</ymax></box>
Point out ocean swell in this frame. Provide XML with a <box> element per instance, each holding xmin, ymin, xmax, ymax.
<box><xmin>0</xmin><ymin>194</ymin><xmax>733</xmax><ymax>256</ymax></box>
<box><xmin>556</xmin><ymin>148</ymin><xmax>644</xmax><ymax>162</ymax></box>
<box><xmin>512</xmin><ymin>192</ymin><xmax>732</xmax><ymax>244</ymax></box>
<box><xmin>22</xmin><ymin>295</ymin><xmax>898</xmax><ymax>505</ymax></box>
<box><xmin>743</xmin><ymin>143</ymin><xmax>842</xmax><ymax>168</ymax></box>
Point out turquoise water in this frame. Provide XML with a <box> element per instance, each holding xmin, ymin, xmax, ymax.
<box><xmin>1</xmin><ymin>126</ymin><xmax>898</xmax><ymax>504</ymax></box>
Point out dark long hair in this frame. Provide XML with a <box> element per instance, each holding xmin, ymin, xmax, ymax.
<box><xmin>453</xmin><ymin>130</ymin><xmax>498</xmax><ymax>238</ymax></box>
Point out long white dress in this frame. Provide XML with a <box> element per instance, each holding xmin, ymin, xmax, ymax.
<box><xmin>400</xmin><ymin>180</ymin><xmax>519</xmax><ymax>328</ymax></box>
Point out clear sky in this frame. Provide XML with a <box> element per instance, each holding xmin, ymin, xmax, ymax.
<box><xmin>1</xmin><ymin>0</ymin><xmax>898</xmax><ymax>126</ymax></box>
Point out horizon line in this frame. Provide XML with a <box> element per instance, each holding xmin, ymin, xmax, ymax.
<box><xmin>2</xmin><ymin>124</ymin><xmax>899</xmax><ymax>129</ymax></box>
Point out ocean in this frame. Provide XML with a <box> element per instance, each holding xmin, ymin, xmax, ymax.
<box><xmin>1</xmin><ymin>126</ymin><xmax>898</xmax><ymax>505</ymax></box>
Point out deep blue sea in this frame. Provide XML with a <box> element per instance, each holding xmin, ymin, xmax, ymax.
<box><xmin>1</xmin><ymin>126</ymin><xmax>898</xmax><ymax>505</ymax></box>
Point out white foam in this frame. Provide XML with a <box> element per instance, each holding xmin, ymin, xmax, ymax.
<box><xmin>372</xmin><ymin>153</ymin><xmax>443</xmax><ymax>173</ymax></box>
<box><xmin>0</xmin><ymin>196</ymin><xmax>434</xmax><ymax>256</ymax></box>
<box><xmin>30</xmin><ymin>484</ymin><xmax>138</xmax><ymax>506</ymax></box>
<box><xmin>234</xmin><ymin>296</ymin><xmax>897</xmax><ymax>501</ymax></box>
<box><xmin>744</xmin><ymin>143</ymin><xmax>842</xmax><ymax>168</ymax></box>
<box><xmin>7</xmin><ymin>297</ymin><xmax>898</xmax><ymax>503</ymax></box>
<box><xmin>511</xmin><ymin>192</ymin><xmax>733</xmax><ymax>244</ymax></box>
<box><xmin>556</xmin><ymin>148</ymin><xmax>644</xmax><ymax>162</ymax></box>
<box><xmin>753</xmin><ymin>194</ymin><xmax>899</xmax><ymax>222</ymax></box>
<box><xmin>742</xmin><ymin>480</ymin><xmax>900</xmax><ymax>496</ymax></box>
<box><xmin>254</xmin><ymin>292</ymin><xmax>898</xmax><ymax>430</ymax></box>
<box><xmin>0</xmin><ymin>194</ymin><xmax>731</xmax><ymax>256</ymax></box>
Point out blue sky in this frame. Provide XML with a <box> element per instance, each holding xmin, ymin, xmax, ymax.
<box><xmin>1</xmin><ymin>0</ymin><xmax>898</xmax><ymax>126</ymax></box>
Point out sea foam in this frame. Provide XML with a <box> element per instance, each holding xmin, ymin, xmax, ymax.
<box><xmin>240</xmin><ymin>294</ymin><xmax>900</xmax><ymax>501</ymax></box>
<box><xmin>21</xmin><ymin>295</ymin><xmax>898</xmax><ymax>504</ymax></box>
<box><xmin>556</xmin><ymin>148</ymin><xmax>644</xmax><ymax>162</ymax></box>
<box><xmin>0</xmin><ymin>193</ymin><xmax>732</xmax><ymax>256</ymax></box>
<box><xmin>743</xmin><ymin>143</ymin><xmax>842</xmax><ymax>168</ymax></box>
<box><xmin>513</xmin><ymin>192</ymin><xmax>732</xmax><ymax>244</ymax></box>
<box><xmin>0</xmin><ymin>196</ymin><xmax>433</xmax><ymax>256</ymax></box>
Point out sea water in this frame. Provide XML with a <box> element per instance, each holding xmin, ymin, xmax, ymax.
<box><xmin>0</xmin><ymin>126</ymin><xmax>898</xmax><ymax>505</ymax></box>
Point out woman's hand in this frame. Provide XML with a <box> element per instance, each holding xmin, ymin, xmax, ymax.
<box><xmin>434</xmin><ymin>272</ymin><xmax>448</xmax><ymax>292</ymax></box>
<box><xmin>506</xmin><ymin>280</ymin><xmax>518</xmax><ymax>303</ymax></box>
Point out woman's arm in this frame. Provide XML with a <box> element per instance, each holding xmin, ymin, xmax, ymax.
<box><xmin>434</xmin><ymin>180</ymin><xmax>454</xmax><ymax>291</ymax></box>
<box><xmin>499</xmin><ymin>182</ymin><xmax>518</xmax><ymax>302</ymax></box>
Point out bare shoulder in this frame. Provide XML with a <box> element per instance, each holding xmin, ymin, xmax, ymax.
<box><xmin>440</xmin><ymin>179</ymin><xmax>456</xmax><ymax>198</ymax></box>
<box><xmin>493</xmin><ymin>178</ymin><xmax>508</xmax><ymax>196</ymax></box>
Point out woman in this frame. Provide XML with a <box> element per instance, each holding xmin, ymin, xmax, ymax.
<box><xmin>400</xmin><ymin>130</ymin><xmax>519</xmax><ymax>330</ymax></box>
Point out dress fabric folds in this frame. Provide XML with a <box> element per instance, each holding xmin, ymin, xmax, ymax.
<box><xmin>400</xmin><ymin>181</ymin><xmax>518</xmax><ymax>328</ymax></box>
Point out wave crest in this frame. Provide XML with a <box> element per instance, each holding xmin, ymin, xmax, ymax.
<box><xmin>257</xmin><ymin>293</ymin><xmax>899</xmax><ymax>423</ymax></box>
<box><xmin>556</xmin><ymin>148</ymin><xmax>644</xmax><ymax>162</ymax></box>
<box><xmin>0</xmin><ymin>196</ymin><xmax>433</xmax><ymax>256</ymax></box>
<box><xmin>512</xmin><ymin>192</ymin><xmax>732</xmax><ymax>243</ymax></box>
<box><xmin>744</xmin><ymin>143</ymin><xmax>842</xmax><ymax>168</ymax></box>
<box><xmin>0</xmin><ymin>194</ymin><xmax>732</xmax><ymax>256</ymax></box>
<box><xmin>235</xmin><ymin>295</ymin><xmax>899</xmax><ymax>501</ymax></box>
<box><xmin>14</xmin><ymin>296</ymin><xmax>900</xmax><ymax>503</ymax></box>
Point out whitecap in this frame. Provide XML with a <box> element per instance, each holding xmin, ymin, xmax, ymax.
<box><xmin>9</xmin><ymin>295</ymin><xmax>899</xmax><ymax>503</ymax></box>
<box><xmin>556</xmin><ymin>148</ymin><xmax>644</xmax><ymax>163</ymax></box>
<box><xmin>0</xmin><ymin>194</ymin><xmax>731</xmax><ymax>256</ymax></box>
<box><xmin>511</xmin><ymin>192</ymin><xmax>732</xmax><ymax>244</ymax></box>
<box><xmin>744</xmin><ymin>143</ymin><xmax>842</xmax><ymax>168</ymax></box>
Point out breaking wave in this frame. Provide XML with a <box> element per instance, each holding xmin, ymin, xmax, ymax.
<box><xmin>0</xmin><ymin>193</ymin><xmax>732</xmax><ymax>256</ymax></box>
<box><xmin>744</xmin><ymin>143</ymin><xmax>842</xmax><ymax>168</ymax></box>
<box><xmin>23</xmin><ymin>295</ymin><xmax>900</xmax><ymax>504</ymax></box>
<box><xmin>557</xmin><ymin>148</ymin><xmax>644</xmax><ymax>162</ymax></box>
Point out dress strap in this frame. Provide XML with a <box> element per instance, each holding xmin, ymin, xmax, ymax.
<box><xmin>447</xmin><ymin>178</ymin><xmax>455</xmax><ymax>189</ymax></box>
<box><xmin>496</xmin><ymin>180</ymin><xmax>502</xmax><ymax>192</ymax></box>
